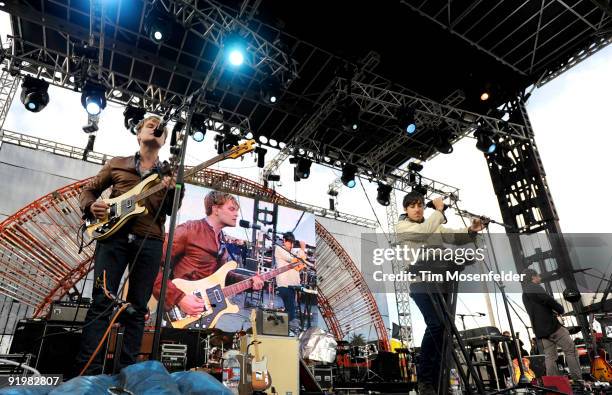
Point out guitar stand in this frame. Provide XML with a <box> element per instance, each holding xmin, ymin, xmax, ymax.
<box><xmin>422</xmin><ymin>279</ymin><xmax>487</xmax><ymax>395</ymax></box>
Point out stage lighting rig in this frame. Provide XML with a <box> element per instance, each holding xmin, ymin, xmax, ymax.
<box><xmin>341</xmin><ymin>164</ymin><xmax>357</xmax><ymax>188</ymax></box>
<box><xmin>396</xmin><ymin>104</ymin><xmax>416</xmax><ymax>134</ymax></box>
<box><xmin>124</xmin><ymin>106</ymin><xmax>146</xmax><ymax>134</ymax></box>
<box><xmin>20</xmin><ymin>76</ymin><xmax>49</xmax><ymax>113</ymax></box>
<box><xmin>289</xmin><ymin>157</ymin><xmax>311</xmax><ymax>180</ymax></box>
<box><xmin>81</xmin><ymin>81</ymin><xmax>107</xmax><ymax>116</ymax></box>
<box><xmin>224</xmin><ymin>31</ymin><xmax>247</xmax><ymax>66</ymax></box>
<box><xmin>144</xmin><ymin>7</ymin><xmax>173</xmax><ymax>44</ymax></box>
<box><xmin>434</xmin><ymin>127</ymin><xmax>454</xmax><ymax>154</ymax></box>
<box><xmin>408</xmin><ymin>162</ymin><xmax>424</xmax><ymax>172</ymax></box>
<box><xmin>190</xmin><ymin>113</ymin><xmax>207</xmax><ymax>142</ymax></box>
<box><xmin>256</xmin><ymin>147</ymin><xmax>267</xmax><ymax>168</ymax></box>
<box><xmin>341</xmin><ymin>97</ymin><xmax>360</xmax><ymax>131</ymax></box>
<box><xmin>475</xmin><ymin>127</ymin><xmax>497</xmax><ymax>154</ymax></box>
<box><xmin>376</xmin><ymin>183</ymin><xmax>393</xmax><ymax>206</ymax></box>
<box><xmin>260</xmin><ymin>76</ymin><xmax>281</xmax><ymax>104</ymax></box>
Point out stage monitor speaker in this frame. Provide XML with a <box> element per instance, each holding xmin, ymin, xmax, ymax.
<box><xmin>526</xmin><ymin>354</ymin><xmax>546</xmax><ymax>377</ymax></box>
<box><xmin>242</xmin><ymin>334</ymin><xmax>299</xmax><ymax>394</ymax></box>
<box><xmin>541</xmin><ymin>375</ymin><xmax>573</xmax><ymax>395</ymax></box>
<box><xmin>256</xmin><ymin>309</ymin><xmax>289</xmax><ymax>336</ymax></box>
<box><xmin>9</xmin><ymin>319</ymin><xmax>81</xmax><ymax>376</ymax></box>
<box><xmin>371</xmin><ymin>351</ymin><xmax>401</xmax><ymax>381</ymax></box>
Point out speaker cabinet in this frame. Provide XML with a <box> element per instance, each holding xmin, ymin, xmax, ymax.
<box><xmin>9</xmin><ymin>319</ymin><xmax>81</xmax><ymax>376</ymax></box>
<box><xmin>242</xmin><ymin>334</ymin><xmax>299</xmax><ymax>395</ymax></box>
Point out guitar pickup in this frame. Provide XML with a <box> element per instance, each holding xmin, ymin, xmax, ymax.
<box><xmin>213</xmin><ymin>289</ymin><xmax>222</xmax><ymax>303</ymax></box>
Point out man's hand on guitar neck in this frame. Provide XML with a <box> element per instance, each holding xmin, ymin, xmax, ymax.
<box><xmin>90</xmin><ymin>200</ymin><xmax>109</xmax><ymax>219</ymax></box>
<box><xmin>161</xmin><ymin>175</ymin><xmax>177</xmax><ymax>189</ymax></box>
<box><xmin>252</xmin><ymin>275</ymin><xmax>264</xmax><ymax>290</ymax></box>
<box><xmin>178</xmin><ymin>294</ymin><xmax>207</xmax><ymax>315</ymax></box>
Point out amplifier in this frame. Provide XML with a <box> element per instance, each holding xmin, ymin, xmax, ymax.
<box><xmin>47</xmin><ymin>301</ymin><xmax>90</xmax><ymax>323</ymax></box>
<box><xmin>161</xmin><ymin>344</ymin><xmax>188</xmax><ymax>372</ymax></box>
<box><xmin>256</xmin><ymin>309</ymin><xmax>289</xmax><ymax>336</ymax></box>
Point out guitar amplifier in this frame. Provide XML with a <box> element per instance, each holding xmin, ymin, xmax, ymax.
<box><xmin>47</xmin><ymin>301</ymin><xmax>90</xmax><ymax>323</ymax></box>
<box><xmin>256</xmin><ymin>309</ymin><xmax>289</xmax><ymax>336</ymax></box>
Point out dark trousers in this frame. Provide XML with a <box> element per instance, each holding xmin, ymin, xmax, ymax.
<box><xmin>278</xmin><ymin>286</ymin><xmax>296</xmax><ymax>321</ymax></box>
<box><xmin>411</xmin><ymin>283</ymin><xmax>452</xmax><ymax>387</ymax></box>
<box><xmin>74</xmin><ymin>232</ymin><xmax>162</xmax><ymax>375</ymax></box>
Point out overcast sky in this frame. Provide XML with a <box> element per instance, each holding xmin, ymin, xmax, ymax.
<box><xmin>1</xmin><ymin>11</ymin><xmax>611</xmax><ymax>345</ymax></box>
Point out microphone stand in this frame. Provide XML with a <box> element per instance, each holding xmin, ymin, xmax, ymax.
<box><xmin>457</xmin><ymin>313</ymin><xmax>484</xmax><ymax>331</ymax></box>
<box><xmin>454</xmin><ymin>208</ymin><xmax>517</xmax><ymax>231</ymax></box>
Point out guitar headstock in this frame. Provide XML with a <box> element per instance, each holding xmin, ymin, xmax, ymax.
<box><xmin>250</xmin><ymin>308</ymin><xmax>257</xmax><ymax>328</ymax></box>
<box><xmin>226</xmin><ymin>139</ymin><xmax>256</xmax><ymax>159</ymax></box>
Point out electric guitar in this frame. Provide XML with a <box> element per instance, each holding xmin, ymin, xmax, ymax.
<box><xmin>85</xmin><ymin>140</ymin><xmax>256</xmax><ymax>240</ymax></box>
<box><xmin>152</xmin><ymin>258</ymin><xmax>306</xmax><ymax>329</ymax></box>
<box><xmin>250</xmin><ymin>309</ymin><xmax>271</xmax><ymax>391</ymax></box>
<box><xmin>589</xmin><ymin>313</ymin><xmax>612</xmax><ymax>382</ymax></box>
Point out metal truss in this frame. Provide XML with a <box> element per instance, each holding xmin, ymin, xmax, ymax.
<box><xmin>0</xmin><ymin>70</ymin><xmax>19</xmax><ymax>133</ymax></box>
<box><xmin>402</xmin><ymin>0</ymin><xmax>612</xmax><ymax>79</ymax></box>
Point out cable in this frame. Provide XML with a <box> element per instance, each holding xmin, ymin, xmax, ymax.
<box><xmin>358</xmin><ymin>178</ymin><xmax>389</xmax><ymax>243</ymax></box>
<box><xmin>0</xmin><ymin>358</ymin><xmax>41</xmax><ymax>376</ymax></box>
<box><xmin>79</xmin><ymin>303</ymin><xmax>130</xmax><ymax>376</ymax></box>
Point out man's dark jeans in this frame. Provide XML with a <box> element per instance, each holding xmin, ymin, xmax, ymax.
<box><xmin>410</xmin><ymin>282</ymin><xmax>452</xmax><ymax>387</ymax></box>
<box><xmin>278</xmin><ymin>286</ymin><xmax>296</xmax><ymax>321</ymax></box>
<box><xmin>74</xmin><ymin>232</ymin><xmax>162</xmax><ymax>375</ymax></box>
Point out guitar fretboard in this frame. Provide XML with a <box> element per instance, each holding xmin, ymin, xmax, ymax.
<box><xmin>223</xmin><ymin>261</ymin><xmax>301</xmax><ymax>298</ymax></box>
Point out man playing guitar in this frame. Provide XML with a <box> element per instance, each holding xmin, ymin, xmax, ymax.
<box><xmin>151</xmin><ymin>191</ymin><xmax>263</xmax><ymax>326</ymax></box>
<box><xmin>75</xmin><ymin>115</ymin><xmax>182</xmax><ymax>375</ymax></box>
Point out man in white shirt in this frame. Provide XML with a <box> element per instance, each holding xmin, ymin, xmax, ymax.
<box><xmin>274</xmin><ymin>232</ymin><xmax>306</xmax><ymax>327</ymax></box>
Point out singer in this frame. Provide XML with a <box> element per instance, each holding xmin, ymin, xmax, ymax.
<box><xmin>74</xmin><ymin>115</ymin><xmax>183</xmax><ymax>376</ymax></box>
<box><xmin>395</xmin><ymin>191</ymin><xmax>485</xmax><ymax>395</ymax></box>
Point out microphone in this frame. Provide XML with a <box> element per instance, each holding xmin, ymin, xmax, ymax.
<box><xmin>239</xmin><ymin>220</ymin><xmax>261</xmax><ymax>230</ymax></box>
<box><xmin>426</xmin><ymin>201</ymin><xmax>449</xmax><ymax>211</ymax></box>
<box><xmin>477</xmin><ymin>312</ymin><xmax>486</xmax><ymax>316</ymax></box>
<box><xmin>154</xmin><ymin>109</ymin><xmax>172</xmax><ymax>137</ymax></box>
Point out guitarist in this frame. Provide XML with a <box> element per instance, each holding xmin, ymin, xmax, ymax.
<box><xmin>75</xmin><ymin>115</ymin><xmax>183</xmax><ymax>375</ymax></box>
<box><xmin>274</xmin><ymin>232</ymin><xmax>307</xmax><ymax>328</ymax></box>
<box><xmin>151</xmin><ymin>191</ymin><xmax>263</xmax><ymax>322</ymax></box>
<box><xmin>521</xmin><ymin>268</ymin><xmax>582</xmax><ymax>381</ymax></box>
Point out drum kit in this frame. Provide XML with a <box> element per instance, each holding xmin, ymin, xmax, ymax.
<box><xmin>190</xmin><ymin>328</ymin><xmax>245</xmax><ymax>378</ymax></box>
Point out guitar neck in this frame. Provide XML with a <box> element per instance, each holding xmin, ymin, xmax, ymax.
<box><xmin>134</xmin><ymin>152</ymin><xmax>229</xmax><ymax>202</ymax></box>
<box><xmin>223</xmin><ymin>261</ymin><xmax>300</xmax><ymax>298</ymax></box>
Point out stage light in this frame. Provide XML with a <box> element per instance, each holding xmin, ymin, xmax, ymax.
<box><xmin>260</xmin><ymin>76</ymin><xmax>281</xmax><ymax>104</ymax></box>
<box><xmin>475</xmin><ymin>127</ymin><xmax>497</xmax><ymax>154</ymax></box>
<box><xmin>296</xmin><ymin>158</ymin><xmax>311</xmax><ymax>179</ymax></box>
<box><xmin>376</xmin><ymin>183</ymin><xmax>393</xmax><ymax>206</ymax></box>
<box><xmin>492</xmin><ymin>143</ymin><xmax>513</xmax><ymax>168</ymax></box>
<box><xmin>190</xmin><ymin>113</ymin><xmax>207</xmax><ymax>142</ymax></box>
<box><xmin>224</xmin><ymin>31</ymin><xmax>247</xmax><ymax>67</ymax></box>
<box><xmin>81</xmin><ymin>81</ymin><xmax>107</xmax><ymax>116</ymax></box>
<box><xmin>342</xmin><ymin>98</ymin><xmax>360</xmax><ymax>131</ymax></box>
<box><xmin>341</xmin><ymin>164</ymin><xmax>357</xmax><ymax>188</ymax></box>
<box><xmin>397</xmin><ymin>105</ymin><xmax>416</xmax><ymax>134</ymax></box>
<box><xmin>256</xmin><ymin>147</ymin><xmax>267</xmax><ymax>168</ymax></box>
<box><xmin>20</xmin><ymin>76</ymin><xmax>49</xmax><ymax>113</ymax></box>
<box><xmin>480</xmin><ymin>92</ymin><xmax>490</xmax><ymax>101</ymax></box>
<box><xmin>144</xmin><ymin>10</ymin><xmax>173</xmax><ymax>44</ymax></box>
<box><xmin>434</xmin><ymin>128</ymin><xmax>454</xmax><ymax>154</ymax></box>
<box><xmin>412</xmin><ymin>184</ymin><xmax>428</xmax><ymax>196</ymax></box>
<box><xmin>408</xmin><ymin>162</ymin><xmax>423</xmax><ymax>172</ymax></box>
<box><xmin>123</xmin><ymin>106</ymin><xmax>146</xmax><ymax>134</ymax></box>
<box><xmin>228</xmin><ymin>49</ymin><xmax>244</xmax><ymax>66</ymax></box>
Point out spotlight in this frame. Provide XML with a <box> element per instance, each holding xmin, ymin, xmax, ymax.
<box><xmin>376</xmin><ymin>183</ymin><xmax>393</xmax><ymax>206</ymax></box>
<box><xmin>341</xmin><ymin>164</ymin><xmax>357</xmax><ymax>188</ymax></box>
<box><xmin>20</xmin><ymin>76</ymin><xmax>49</xmax><ymax>113</ymax></box>
<box><xmin>397</xmin><ymin>105</ymin><xmax>416</xmax><ymax>134</ymax></box>
<box><xmin>123</xmin><ymin>106</ymin><xmax>146</xmax><ymax>134</ymax></box>
<box><xmin>408</xmin><ymin>162</ymin><xmax>423</xmax><ymax>172</ymax></box>
<box><xmin>296</xmin><ymin>158</ymin><xmax>311</xmax><ymax>179</ymax></box>
<box><xmin>341</xmin><ymin>97</ymin><xmax>360</xmax><ymax>131</ymax></box>
<box><xmin>225</xmin><ymin>31</ymin><xmax>246</xmax><ymax>66</ymax></box>
<box><xmin>480</xmin><ymin>92</ymin><xmax>490</xmax><ymax>101</ymax></box>
<box><xmin>474</xmin><ymin>127</ymin><xmax>497</xmax><ymax>154</ymax></box>
<box><xmin>412</xmin><ymin>184</ymin><xmax>428</xmax><ymax>196</ymax></box>
<box><xmin>256</xmin><ymin>147</ymin><xmax>267</xmax><ymax>168</ymax></box>
<box><xmin>260</xmin><ymin>76</ymin><xmax>281</xmax><ymax>104</ymax></box>
<box><xmin>190</xmin><ymin>113</ymin><xmax>207</xmax><ymax>142</ymax></box>
<box><xmin>434</xmin><ymin>127</ymin><xmax>454</xmax><ymax>154</ymax></box>
<box><xmin>144</xmin><ymin>9</ymin><xmax>173</xmax><ymax>43</ymax></box>
<box><xmin>81</xmin><ymin>81</ymin><xmax>107</xmax><ymax>116</ymax></box>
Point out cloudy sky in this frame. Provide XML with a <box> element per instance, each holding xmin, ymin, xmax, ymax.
<box><xmin>1</xmin><ymin>11</ymin><xmax>611</xmax><ymax>345</ymax></box>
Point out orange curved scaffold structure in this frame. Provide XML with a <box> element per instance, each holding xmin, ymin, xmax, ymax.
<box><xmin>315</xmin><ymin>221</ymin><xmax>390</xmax><ymax>351</ymax></box>
<box><xmin>0</xmin><ymin>169</ymin><xmax>389</xmax><ymax>350</ymax></box>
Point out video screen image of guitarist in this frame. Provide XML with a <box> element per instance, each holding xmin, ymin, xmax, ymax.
<box><xmin>149</xmin><ymin>185</ymin><xmax>317</xmax><ymax>335</ymax></box>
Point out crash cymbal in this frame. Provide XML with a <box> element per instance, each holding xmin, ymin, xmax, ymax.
<box><xmin>209</xmin><ymin>331</ymin><xmax>233</xmax><ymax>347</ymax></box>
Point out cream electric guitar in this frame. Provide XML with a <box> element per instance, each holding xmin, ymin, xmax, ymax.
<box><xmin>85</xmin><ymin>140</ymin><xmax>256</xmax><ymax>241</ymax></box>
<box><xmin>249</xmin><ymin>309</ymin><xmax>271</xmax><ymax>391</ymax></box>
<box><xmin>154</xmin><ymin>258</ymin><xmax>306</xmax><ymax>329</ymax></box>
